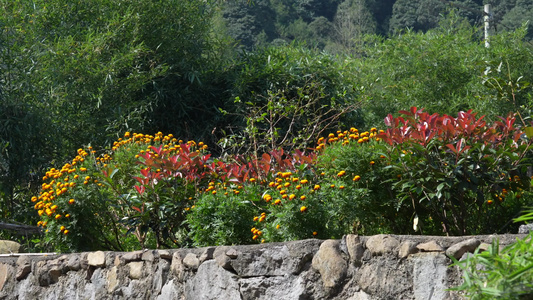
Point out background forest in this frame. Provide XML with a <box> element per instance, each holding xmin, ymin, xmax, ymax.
<box><xmin>1</xmin><ymin>0</ymin><xmax>533</xmax><ymax>251</ymax></box>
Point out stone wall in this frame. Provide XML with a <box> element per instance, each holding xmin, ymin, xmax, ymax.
<box><xmin>0</xmin><ymin>234</ymin><xmax>525</xmax><ymax>300</ymax></box>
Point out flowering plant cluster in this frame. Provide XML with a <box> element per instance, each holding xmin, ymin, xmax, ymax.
<box><xmin>30</xmin><ymin>108</ymin><xmax>533</xmax><ymax>251</ymax></box>
<box><xmin>377</xmin><ymin>107</ymin><xmax>533</xmax><ymax>234</ymax></box>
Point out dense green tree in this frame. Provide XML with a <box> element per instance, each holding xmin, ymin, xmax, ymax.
<box><xmin>389</xmin><ymin>0</ymin><xmax>447</xmax><ymax>33</ymax></box>
<box><xmin>330</xmin><ymin>0</ymin><xmax>377</xmax><ymax>55</ymax></box>
<box><xmin>0</xmin><ymin>0</ymin><xmax>223</xmax><ymax>224</ymax></box>
<box><xmin>221</xmin><ymin>0</ymin><xmax>277</xmax><ymax>50</ymax></box>
<box><xmin>500</xmin><ymin>0</ymin><xmax>533</xmax><ymax>39</ymax></box>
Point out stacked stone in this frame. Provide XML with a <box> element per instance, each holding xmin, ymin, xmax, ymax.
<box><xmin>0</xmin><ymin>234</ymin><xmax>524</xmax><ymax>300</ymax></box>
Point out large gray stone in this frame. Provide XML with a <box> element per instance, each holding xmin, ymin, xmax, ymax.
<box><xmin>398</xmin><ymin>241</ymin><xmax>418</xmax><ymax>259</ymax></box>
<box><xmin>446</xmin><ymin>238</ymin><xmax>480</xmax><ymax>260</ymax></box>
<box><xmin>312</xmin><ymin>239</ymin><xmax>348</xmax><ymax>289</ymax></box>
<box><xmin>182</xmin><ymin>253</ymin><xmax>199</xmax><ymax>269</ymax></box>
<box><xmin>240</xmin><ymin>275</ymin><xmax>306</xmax><ymax>300</ymax></box>
<box><xmin>230</xmin><ymin>240</ymin><xmax>320</xmax><ymax>277</ymax></box>
<box><xmin>0</xmin><ymin>241</ymin><xmax>20</xmax><ymax>254</ymax></box>
<box><xmin>106</xmin><ymin>266</ymin><xmax>119</xmax><ymax>293</ymax></box>
<box><xmin>184</xmin><ymin>260</ymin><xmax>240</xmax><ymax>300</ymax></box>
<box><xmin>128</xmin><ymin>261</ymin><xmax>144</xmax><ymax>279</ymax></box>
<box><xmin>345</xmin><ymin>235</ymin><xmax>365</xmax><ymax>264</ymax></box>
<box><xmin>411</xmin><ymin>253</ymin><xmax>450</xmax><ymax>300</ymax></box>
<box><xmin>87</xmin><ymin>251</ymin><xmax>106</xmax><ymax>267</ymax></box>
<box><xmin>366</xmin><ymin>234</ymin><xmax>400</xmax><ymax>256</ymax></box>
<box><xmin>417</xmin><ymin>240</ymin><xmax>444</xmax><ymax>252</ymax></box>
<box><xmin>16</xmin><ymin>256</ymin><xmax>31</xmax><ymax>281</ymax></box>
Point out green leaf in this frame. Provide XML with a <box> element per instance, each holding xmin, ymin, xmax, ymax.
<box><xmin>524</xmin><ymin>127</ymin><xmax>533</xmax><ymax>139</ymax></box>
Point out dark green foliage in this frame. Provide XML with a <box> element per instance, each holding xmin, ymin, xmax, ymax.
<box><xmin>220</xmin><ymin>44</ymin><xmax>362</xmax><ymax>154</ymax></box>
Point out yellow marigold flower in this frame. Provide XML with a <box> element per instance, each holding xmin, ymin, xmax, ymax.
<box><xmin>300</xmin><ymin>206</ymin><xmax>307</xmax><ymax>212</ymax></box>
<box><xmin>282</xmin><ymin>172</ymin><xmax>292</xmax><ymax>178</ymax></box>
<box><xmin>370</xmin><ymin>161</ymin><xmax>375</xmax><ymax>165</ymax></box>
<box><xmin>282</xmin><ymin>195</ymin><xmax>288</xmax><ymax>199</ymax></box>
<box><xmin>259</xmin><ymin>215</ymin><xmax>265</xmax><ymax>222</ymax></box>
<box><xmin>268</xmin><ymin>182</ymin><xmax>276</xmax><ymax>187</ymax></box>
<box><xmin>284</xmin><ymin>182</ymin><xmax>291</xmax><ymax>187</ymax></box>
<box><xmin>276</xmin><ymin>224</ymin><xmax>280</xmax><ymax>229</ymax></box>
<box><xmin>63</xmin><ymin>230</ymin><xmax>69</xmax><ymax>235</ymax></box>
<box><xmin>300</xmin><ymin>179</ymin><xmax>309</xmax><ymax>184</ymax></box>
<box><xmin>353</xmin><ymin>175</ymin><xmax>361</xmax><ymax>182</ymax></box>
<box><xmin>60</xmin><ymin>226</ymin><xmax>65</xmax><ymax>231</ymax></box>
<box><xmin>296</xmin><ymin>185</ymin><xmax>302</xmax><ymax>190</ymax></box>
<box><xmin>313</xmin><ymin>184</ymin><xmax>321</xmax><ymax>191</ymax></box>
<box><xmin>339</xmin><ymin>186</ymin><xmax>345</xmax><ymax>189</ymax></box>
<box><xmin>337</xmin><ymin>170</ymin><xmax>346</xmax><ymax>177</ymax></box>
<box><xmin>234</xmin><ymin>190</ymin><xmax>240</xmax><ymax>195</ymax></box>
<box><xmin>253</xmin><ymin>216</ymin><xmax>259</xmax><ymax>222</ymax></box>
<box><xmin>55</xmin><ymin>214</ymin><xmax>62</xmax><ymax>220</ymax></box>
<box><xmin>249</xmin><ymin>178</ymin><xmax>256</xmax><ymax>183</ymax></box>
<box><xmin>65</xmin><ymin>214</ymin><xmax>70</xmax><ymax>218</ymax></box>
<box><xmin>212</xmin><ymin>191</ymin><xmax>217</xmax><ymax>195</ymax></box>
<box><xmin>31</xmin><ymin>196</ymin><xmax>37</xmax><ymax>202</ymax></box>
<box><xmin>68</xmin><ymin>199</ymin><xmax>75</xmax><ymax>205</ymax></box>
<box><xmin>330</xmin><ymin>184</ymin><xmax>335</xmax><ymax>188</ymax></box>
<box><xmin>274</xmin><ymin>199</ymin><xmax>282</xmax><ymax>205</ymax></box>
<box><xmin>300</xmin><ymin>195</ymin><xmax>306</xmax><ymax>201</ymax></box>
<box><xmin>289</xmin><ymin>194</ymin><xmax>296</xmax><ymax>200</ymax></box>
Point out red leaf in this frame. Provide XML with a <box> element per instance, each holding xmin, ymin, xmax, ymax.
<box><xmin>446</xmin><ymin>143</ymin><xmax>458</xmax><ymax>154</ymax></box>
<box><xmin>134</xmin><ymin>185</ymin><xmax>145</xmax><ymax>195</ymax></box>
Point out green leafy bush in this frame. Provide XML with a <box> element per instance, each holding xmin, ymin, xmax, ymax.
<box><xmin>319</xmin><ymin>107</ymin><xmax>533</xmax><ymax>236</ymax></box>
<box><xmin>452</xmin><ymin>211</ymin><xmax>533</xmax><ymax>299</ymax></box>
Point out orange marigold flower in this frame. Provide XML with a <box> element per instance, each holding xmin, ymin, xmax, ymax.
<box><xmin>313</xmin><ymin>231</ymin><xmax>318</xmax><ymax>236</ymax></box>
